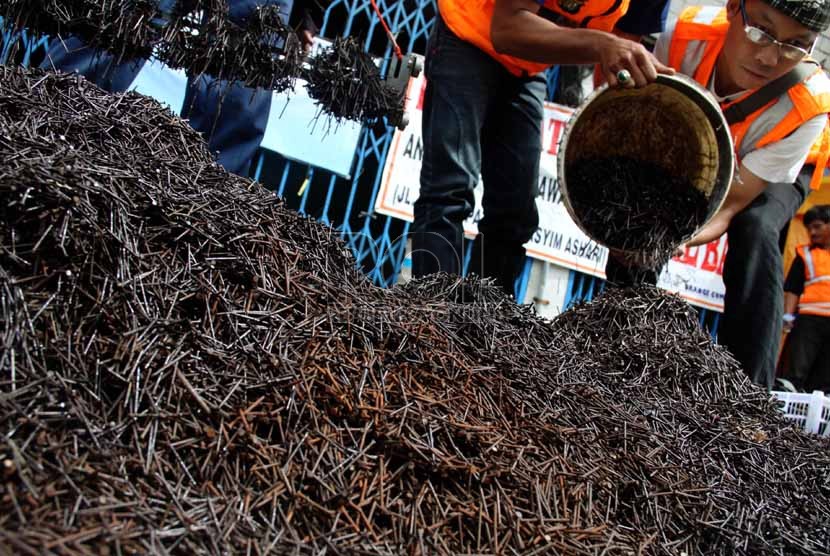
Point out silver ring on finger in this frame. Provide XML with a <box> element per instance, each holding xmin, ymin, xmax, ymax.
<box><xmin>616</xmin><ymin>69</ymin><xmax>632</xmax><ymax>85</ymax></box>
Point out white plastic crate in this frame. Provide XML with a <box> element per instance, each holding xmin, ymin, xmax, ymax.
<box><xmin>771</xmin><ymin>390</ymin><xmax>830</xmax><ymax>436</ymax></box>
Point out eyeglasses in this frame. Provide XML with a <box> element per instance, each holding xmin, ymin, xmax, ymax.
<box><xmin>739</xmin><ymin>0</ymin><xmax>814</xmax><ymax>61</ymax></box>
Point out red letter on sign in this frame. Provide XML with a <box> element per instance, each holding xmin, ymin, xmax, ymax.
<box><xmin>675</xmin><ymin>245</ymin><xmax>699</xmax><ymax>266</ymax></box>
<box><xmin>717</xmin><ymin>240</ymin><xmax>727</xmax><ymax>275</ymax></box>
<box><xmin>700</xmin><ymin>240</ymin><xmax>721</xmax><ymax>272</ymax></box>
<box><xmin>547</xmin><ymin>119</ymin><xmax>565</xmax><ymax>155</ymax></box>
<box><xmin>416</xmin><ymin>79</ymin><xmax>427</xmax><ymax>111</ymax></box>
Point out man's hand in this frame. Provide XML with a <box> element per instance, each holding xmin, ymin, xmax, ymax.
<box><xmin>597</xmin><ymin>32</ymin><xmax>674</xmax><ymax>88</ymax></box>
<box><xmin>295</xmin><ymin>0</ymin><xmax>326</xmax><ymax>54</ymax></box>
<box><xmin>783</xmin><ymin>313</ymin><xmax>796</xmax><ymax>332</ymax></box>
<box><xmin>299</xmin><ymin>28</ymin><xmax>314</xmax><ymax>54</ymax></box>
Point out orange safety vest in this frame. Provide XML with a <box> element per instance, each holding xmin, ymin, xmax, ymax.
<box><xmin>796</xmin><ymin>244</ymin><xmax>830</xmax><ymax>317</ymax></box>
<box><xmin>438</xmin><ymin>0</ymin><xmax>630</xmax><ymax>77</ymax></box>
<box><xmin>667</xmin><ymin>6</ymin><xmax>830</xmax><ymax>190</ymax></box>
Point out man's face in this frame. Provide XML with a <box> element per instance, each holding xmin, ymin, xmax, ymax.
<box><xmin>722</xmin><ymin>0</ymin><xmax>817</xmax><ymax>91</ymax></box>
<box><xmin>808</xmin><ymin>219</ymin><xmax>830</xmax><ymax>247</ymax></box>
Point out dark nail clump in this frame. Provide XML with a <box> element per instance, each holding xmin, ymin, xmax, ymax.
<box><xmin>305</xmin><ymin>36</ymin><xmax>405</xmax><ymax>126</ymax></box>
<box><xmin>566</xmin><ymin>155</ymin><xmax>710</xmax><ymax>267</ymax></box>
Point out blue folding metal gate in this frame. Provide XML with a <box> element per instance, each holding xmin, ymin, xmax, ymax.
<box><xmin>1</xmin><ymin>2</ymin><xmax>721</xmax><ymax>337</ymax></box>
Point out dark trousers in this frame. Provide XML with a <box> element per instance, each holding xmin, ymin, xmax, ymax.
<box><xmin>719</xmin><ymin>167</ymin><xmax>812</xmax><ymax>389</ymax></box>
<box><xmin>781</xmin><ymin>314</ymin><xmax>830</xmax><ymax>392</ymax></box>
<box><xmin>38</xmin><ymin>0</ymin><xmax>291</xmax><ymax>176</ymax></box>
<box><xmin>412</xmin><ymin>15</ymin><xmax>545</xmax><ymax>295</ymax></box>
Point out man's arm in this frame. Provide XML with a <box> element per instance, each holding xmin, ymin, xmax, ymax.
<box><xmin>688</xmin><ymin>115</ymin><xmax>824</xmax><ymax>247</ymax></box>
<box><xmin>784</xmin><ymin>291</ymin><xmax>800</xmax><ymax>314</ymax></box>
<box><xmin>291</xmin><ymin>0</ymin><xmax>329</xmax><ymax>52</ymax></box>
<box><xmin>490</xmin><ymin>0</ymin><xmax>674</xmax><ymax>87</ymax></box>
<box><xmin>783</xmin><ymin>290</ymin><xmax>799</xmax><ymax>331</ymax></box>
<box><xmin>783</xmin><ymin>254</ymin><xmax>806</xmax><ymax>330</ymax></box>
<box><xmin>686</xmin><ymin>165</ymin><xmax>768</xmax><ymax>247</ymax></box>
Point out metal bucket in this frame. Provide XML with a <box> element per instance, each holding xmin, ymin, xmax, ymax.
<box><xmin>557</xmin><ymin>73</ymin><xmax>734</xmax><ymax>265</ymax></box>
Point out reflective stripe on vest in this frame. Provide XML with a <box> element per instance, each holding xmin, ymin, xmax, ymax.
<box><xmin>667</xmin><ymin>7</ymin><xmax>830</xmax><ymax>189</ymax></box>
<box><xmin>803</xmin><ymin>244</ymin><xmax>817</xmax><ymax>279</ymax></box>
<box><xmin>796</xmin><ymin>244</ymin><xmax>830</xmax><ymax>317</ymax></box>
<box><xmin>438</xmin><ymin>0</ymin><xmax>629</xmax><ymax>77</ymax></box>
<box><xmin>667</xmin><ymin>6</ymin><xmax>727</xmax><ymax>82</ymax></box>
<box><xmin>798</xmin><ymin>302</ymin><xmax>830</xmax><ymax>317</ymax></box>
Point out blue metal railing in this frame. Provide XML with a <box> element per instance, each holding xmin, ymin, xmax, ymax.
<box><xmin>1</xmin><ymin>19</ymin><xmax>51</xmax><ymax>66</ymax></box>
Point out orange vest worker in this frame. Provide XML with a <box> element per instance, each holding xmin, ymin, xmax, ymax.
<box><xmin>438</xmin><ymin>0</ymin><xmax>631</xmax><ymax>76</ymax></box>
<box><xmin>796</xmin><ymin>244</ymin><xmax>830</xmax><ymax>317</ymax></box>
<box><xmin>667</xmin><ymin>6</ymin><xmax>830</xmax><ymax>190</ymax></box>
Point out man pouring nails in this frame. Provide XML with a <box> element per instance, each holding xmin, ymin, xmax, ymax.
<box><xmin>411</xmin><ymin>0</ymin><xmax>675</xmax><ymax>296</ymax></box>
<box><xmin>606</xmin><ymin>0</ymin><xmax>830</xmax><ymax>389</ymax></box>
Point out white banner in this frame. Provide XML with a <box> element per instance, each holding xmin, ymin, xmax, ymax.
<box><xmin>377</xmin><ymin>70</ymin><xmax>727</xmax><ymax>311</ymax></box>
<box><xmin>659</xmin><ymin>238</ymin><xmax>728</xmax><ymax>311</ymax></box>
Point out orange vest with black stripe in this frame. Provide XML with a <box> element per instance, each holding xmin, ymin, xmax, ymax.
<box><xmin>438</xmin><ymin>0</ymin><xmax>630</xmax><ymax>77</ymax></box>
<box><xmin>667</xmin><ymin>6</ymin><xmax>830</xmax><ymax>190</ymax></box>
<box><xmin>796</xmin><ymin>244</ymin><xmax>830</xmax><ymax>317</ymax></box>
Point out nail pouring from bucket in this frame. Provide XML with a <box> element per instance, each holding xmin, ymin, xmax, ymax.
<box><xmin>557</xmin><ymin>73</ymin><xmax>735</xmax><ymax>274</ymax></box>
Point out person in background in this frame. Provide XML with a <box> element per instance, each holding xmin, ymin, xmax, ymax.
<box><xmin>608</xmin><ymin>0</ymin><xmax>830</xmax><ymax>389</ymax></box>
<box><xmin>779</xmin><ymin>204</ymin><xmax>830</xmax><ymax>392</ymax></box>
<box><xmin>412</xmin><ymin>0</ymin><xmax>674</xmax><ymax>296</ymax></box>
<box><xmin>39</xmin><ymin>0</ymin><xmax>322</xmax><ymax>176</ymax></box>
